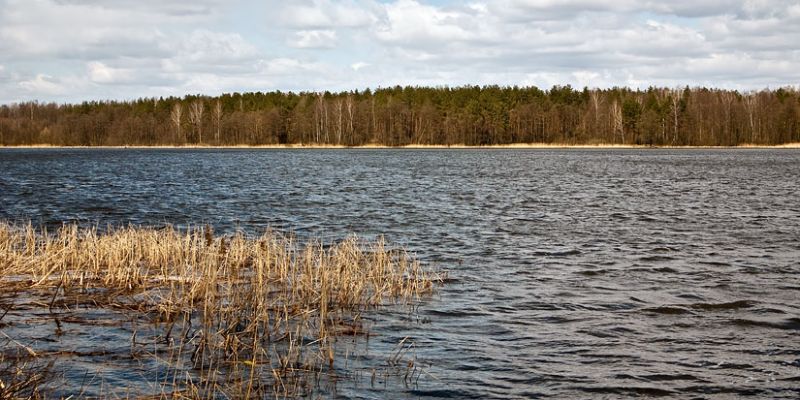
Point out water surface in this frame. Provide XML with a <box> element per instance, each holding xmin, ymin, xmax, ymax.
<box><xmin>1</xmin><ymin>148</ymin><xmax>799</xmax><ymax>398</ymax></box>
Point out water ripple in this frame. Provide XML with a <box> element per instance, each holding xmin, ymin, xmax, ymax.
<box><xmin>1</xmin><ymin>148</ymin><xmax>800</xmax><ymax>398</ymax></box>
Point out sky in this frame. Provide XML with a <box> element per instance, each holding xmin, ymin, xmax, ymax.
<box><xmin>0</xmin><ymin>0</ymin><xmax>798</xmax><ymax>103</ymax></box>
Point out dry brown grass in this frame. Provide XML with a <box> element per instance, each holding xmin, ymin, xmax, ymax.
<box><xmin>0</xmin><ymin>222</ymin><xmax>444</xmax><ymax>398</ymax></box>
<box><xmin>5</xmin><ymin>142</ymin><xmax>800</xmax><ymax>149</ymax></box>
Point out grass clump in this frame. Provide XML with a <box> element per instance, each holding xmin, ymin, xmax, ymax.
<box><xmin>0</xmin><ymin>222</ymin><xmax>444</xmax><ymax>398</ymax></box>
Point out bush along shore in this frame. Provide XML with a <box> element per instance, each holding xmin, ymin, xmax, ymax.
<box><xmin>0</xmin><ymin>222</ymin><xmax>445</xmax><ymax>398</ymax></box>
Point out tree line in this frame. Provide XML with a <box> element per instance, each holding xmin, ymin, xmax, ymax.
<box><xmin>1</xmin><ymin>85</ymin><xmax>799</xmax><ymax>146</ymax></box>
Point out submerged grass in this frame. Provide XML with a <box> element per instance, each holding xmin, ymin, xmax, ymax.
<box><xmin>0</xmin><ymin>222</ymin><xmax>444</xmax><ymax>398</ymax></box>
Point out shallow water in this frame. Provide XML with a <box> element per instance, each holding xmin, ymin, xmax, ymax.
<box><xmin>1</xmin><ymin>148</ymin><xmax>799</xmax><ymax>398</ymax></box>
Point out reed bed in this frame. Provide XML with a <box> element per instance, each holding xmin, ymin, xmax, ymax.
<box><xmin>0</xmin><ymin>222</ymin><xmax>444</xmax><ymax>398</ymax></box>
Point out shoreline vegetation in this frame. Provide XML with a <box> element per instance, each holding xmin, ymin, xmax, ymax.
<box><xmin>2</xmin><ymin>86</ymin><xmax>799</xmax><ymax>147</ymax></box>
<box><xmin>0</xmin><ymin>222</ymin><xmax>444</xmax><ymax>398</ymax></box>
<box><xmin>2</xmin><ymin>142</ymin><xmax>800</xmax><ymax>149</ymax></box>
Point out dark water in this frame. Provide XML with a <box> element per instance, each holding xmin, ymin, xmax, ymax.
<box><xmin>1</xmin><ymin>148</ymin><xmax>799</xmax><ymax>398</ymax></box>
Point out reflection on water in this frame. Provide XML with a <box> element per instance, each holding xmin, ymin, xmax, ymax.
<box><xmin>1</xmin><ymin>148</ymin><xmax>800</xmax><ymax>398</ymax></box>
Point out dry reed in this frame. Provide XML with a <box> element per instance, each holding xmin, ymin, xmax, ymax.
<box><xmin>0</xmin><ymin>222</ymin><xmax>444</xmax><ymax>398</ymax></box>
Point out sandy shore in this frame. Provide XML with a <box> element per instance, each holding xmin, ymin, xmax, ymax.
<box><xmin>2</xmin><ymin>143</ymin><xmax>799</xmax><ymax>149</ymax></box>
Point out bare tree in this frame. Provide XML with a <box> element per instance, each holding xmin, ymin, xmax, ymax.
<box><xmin>370</xmin><ymin>97</ymin><xmax>376</xmax><ymax>141</ymax></box>
<box><xmin>335</xmin><ymin>98</ymin><xmax>343</xmax><ymax>145</ymax></box>
<box><xmin>213</xmin><ymin>100</ymin><xmax>223</xmax><ymax>143</ymax></box>
<box><xmin>719</xmin><ymin>91</ymin><xmax>735</xmax><ymax>144</ymax></box>
<box><xmin>669</xmin><ymin>88</ymin><xmax>682</xmax><ymax>144</ymax></box>
<box><xmin>314</xmin><ymin>93</ymin><xmax>326</xmax><ymax>143</ymax></box>
<box><xmin>744</xmin><ymin>92</ymin><xmax>759</xmax><ymax>143</ymax></box>
<box><xmin>323</xmin><ymin>96</ymin><xmax>329</xmax><ymax>143</ymax></box>
<box><xmin>170</xmin><ymin>103</ymin><xmax>183</xmax><ymax>142</ymax></box>
<box><xmin>651</xmin><ymin>89</ymin><xmax>665</xmax><ymax>143</ymax></box>
<box><xmin>611</xmin><ymin>99</ymin><xmax>623</xmax><ymax>144</ymax></box>
<box><xmin>188</xmin><ymin>100</ymin><xmax>204</xmax><ymax>143</ymax></box>
<box><xmin>589</xmin><ymin>90</ymin><xmax>602</xmax><ymax>137</ymax></box>
<box><xmin>345</xmin><ymin>94</ymin><xmax>354</xmax><ymax>145</ymax></box>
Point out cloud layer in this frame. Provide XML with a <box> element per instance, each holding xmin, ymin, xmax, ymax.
<box><xmin>0</xmin><ymin>0</ymin><xmax>798</xmax><ymax>102</ymax></box>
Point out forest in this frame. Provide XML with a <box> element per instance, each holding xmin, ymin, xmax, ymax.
<box><xmin>1</xmin><ymin>85</ymin><xmax>799</xmax><ymax>146</ymax></box>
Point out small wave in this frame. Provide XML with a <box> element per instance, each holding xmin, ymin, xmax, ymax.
<box><xmin>653</xmin><ymin>266</ymin><xmax>679</xmax><ymax>273</ymax></box>
<box><xmin>643</xmin><ymin>300</ymin><xmax>756</xmax><ymax>315</ymax></box>
<box><xmin>738</xmin><ymin>266</ymin><xmax>763</xmax><ymax>274</ymax></box>
<box><xmin>638</xmin><ymin>215</ymin><xmax>660</xmax><ymax>222</ymax></box>
<box><xmin>757</xmin><ymin>307</ymin><xmax>788</xmax><ymax>314</ymax></box>
<box><xmin>650</xmin><ymin>246</ymin><xmax>675</xmax><ymax>252</ymax></box>
<box><xmin>730</xmin><ymin>317</ymin><xmax>800</xmax><ymax>330</ymax></box>
<box><xmin>425</xmin><ymin>308</ymin><xmax>491</xmax><ymax>318</ymax></box>
<box><xmin>533</xmin><ymin>249</ymin><xmax>582</xmax><ymax>257</ymax></box>
<box><xmin>408</xmin><ymin>388</ymin><xmax>483</xmax><ymax>399</ymax></box>
<box><xmin>609</xmin><ymin>213</ymin><xmax>630</xmax><ymax>220</ymax></box>
<box><xmin>675</xmin><ymin>293</ymin><xmax>706</xmax><ymax>301</ymax></box>
<box><xmin>642</xmin><ymin>306</ymin><xmax>694</xmax><ymax>315</ymax></box>
<box><xmin>698</xmin><ymin>260</ymin><xmax>732</xmax><ymax>267</ymax></box>
<box><xmin>688</xmin><ymin>300</ymin><xmax>756</xmax><ymax>311</ymax></box>
<box><xmin>681</xmin><ymin>385</ymin><xmax>766</xmax><ymax>396</ymax></box>
<box><xmin>615</xmin><ymin>373</ymin><xmax>705</xmax><ymax>382</ymax></box>
<box><xmin>581</xmin><ymin>326</ymin><xmax>638</xmax><ymax>338</ymax></box>
<box><xmin>638</xmin><ymin>255</ymin><xmax>676</xmax><ymax>262</ymax></box>
<box><xmin>628</xmin><ymin>296</ymin><xmax>646</xmax><ymax>303</ymax></box>
<box><xmin>82</xmin><ymin>206</ymin><xmax>116</xmax><ymax>212</ymax></box>
<box><xmin>575</xmin><ymin>385</ymin><xmax>674</xmax><ymax>396</ymax></box>
<box><xmin>629</xmin><ymin>266</ymin><xmax>679</xmax><ymax>273</ymax></box>
<box><xmin>576</xmin><ymin>269</ymin><xmax>609</xmax><ymax>276</ymax></box>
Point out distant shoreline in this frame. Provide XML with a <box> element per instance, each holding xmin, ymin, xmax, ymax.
<box><xmin>2</xmin><ymin>143</ymin><xmax>799</xmax><ymax>149</ymax></box>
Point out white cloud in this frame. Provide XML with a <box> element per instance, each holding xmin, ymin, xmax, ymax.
<box><xmin>87</xmin><ymin>61</ymin><xmax>134</xmax><ymax>84</ymax></box>
<box><xmin>278</xmin><ymin>0</ymin><xmax>378</xmax><ymax>29</ymax></box>
<box><xmin>180</xmin><ymin>73</ymin><xmax>273</xmax><ymax>94</ymax></box>
<box><xmin>18</xmin><ymin>74</ymin><xmax>68</xmax><ymax>95</ymax></box>
<box><xmin>173</xmin><ymin>30</ymin><xmax>260</xmax><ymax>65</ymax></box>
<box><xmin>1</xmin><ymin>0</ymin><xmax>799</xmax><ymax>102</ymax></box>
<box><xmin>288</xmin><ymin>30</ymin><xmax>338</xmax><ymax>49</ymax></box>
<box><xmin>0</xmin><ymin>0</ymin><xmax>177</xmax><ymax>60</ymax></box>
<box><xmin>256</xmin><ymin>58</ymin><xmax>322</xmax><ymax>76</ymax></box>
<box><xmin>375</xmin><ymin>0</ymin><xmax>482</xmax><ymax>46</ymax></box>
<box><xmin>351</xmin><ymin>62</ymin><xmax>370</xmax><ymax>71</ymax></box>
<box><xmin>52</xmin><ymin>0</ymin><xmax>227</xmax><ymax>18</ymax></box>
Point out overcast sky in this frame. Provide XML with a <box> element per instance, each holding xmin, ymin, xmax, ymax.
<box><xmin>1</xmin><ymin>0</ymin><xmax>798</xmax><ymax>103</ymax></box>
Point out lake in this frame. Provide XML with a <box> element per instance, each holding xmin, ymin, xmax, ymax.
<box><xmin>1</xmin><ymin>148</ymin><xmax>799</xmax><ymax>398</ymax></box>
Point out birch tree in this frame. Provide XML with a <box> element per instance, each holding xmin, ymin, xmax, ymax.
<box><xmin>188</xmin><ymin>100</ymin><xmax>204</xmax><ymax>143</ymax></box>
<box><xmin>589</xmin><ymin>91</ymin><xmax>602</xmax><ymax>137</ymax></box>
<box><xmin>213</xmin><ymin>100</ymin><xmax>223</xmax><ymax>143</ymax></box>
<box><xmin>669</xmin><ymin>89</ymin><xmax>682</xmax><ymax>144</ymax></box>
<box><xmin>170</xmin><ymin>103</ymin><xmax>183</xmax><ymax>143</ymax></box>
<box><xmin>744</xmin><ymin>92</ymin><xmax>759</xmax><ymax>143</ymax></box>
<box><xmin>345</xmin><ymin>94</ymin><xmax>355</xmax><ymax>145</ymax></box>
<box><xmin>335</xmin><ymin>98</ymin><xmax>343</xmax><ymax>145</ymax></box>
<box><xmin>611</xmin><ymin>99</ymin><xmax>624</xmax><ymax>144</ymax></box>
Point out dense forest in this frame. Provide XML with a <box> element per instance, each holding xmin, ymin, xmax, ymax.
<box><xmin>1</xmin><ymin>85</ymin><xmax>799</xmax><ymax>146</ymax></box>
